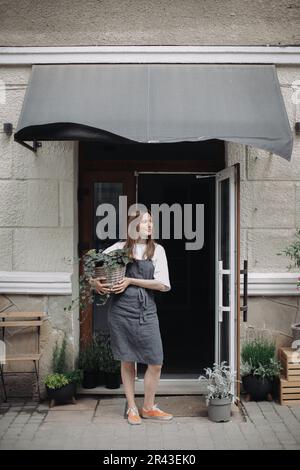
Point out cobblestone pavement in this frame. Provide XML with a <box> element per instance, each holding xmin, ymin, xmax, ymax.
<box><xmin>0</xmin><ymin>397</ymin><xmax>300</xmax><ymax>450</ymax></box>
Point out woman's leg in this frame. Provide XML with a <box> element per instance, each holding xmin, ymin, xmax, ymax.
<box><xmin>143</xmin><ymin>364</ymin><xmax>162</xmax><ymax>410</ymax></box>
<box><xmin>121</xmin><ymin>361</ymin><xmax>136</xmax><ymax>408</ymax></box>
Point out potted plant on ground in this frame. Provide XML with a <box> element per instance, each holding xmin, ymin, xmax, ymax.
<box><xmin>44</xmin><ymin>333</ymin><xmax>82</xmax><ymax>407</ymax></box>
<box><xmin>198</xmin><ymin>361</ymin><xmax>236</xmax><ymax>422</ymax></box>
<box><xmin>93</xmin><ymin>331</ymin><xmax>109</xmax><ymax>386</ymax></box>
<box><xmin>78</xmin><ymin>339</ymin><xmax>98</xmax><ymax>389</ymax></box>
<box><xmin>100</xmin><ymin>331</ymin><xmax>121</xmax><ymax>389</ymax></box>
<box><xmin>277</xmin><ymin>228</ymin><xmax>300</xmax><ymax>341</ymax></box>
<box><xmin>78</xmin><ymin>333</ymin><xmax>108</xmax><ymax>388</ymax></box>
<box><xmin>241</xmin><ymin>337</ymin><xmax>282</xmax><ymax>401</ymax></box>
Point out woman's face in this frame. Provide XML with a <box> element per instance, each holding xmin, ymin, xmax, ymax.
<box><xmin>138</xmin><ymin>212</ymin><xmax>153</xmax><ymax>239</ymax></box>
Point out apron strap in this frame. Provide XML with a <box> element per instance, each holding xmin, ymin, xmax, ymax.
<box><xmin>138</xmin><ymin>287</ymin><xmax>148</xmax><ymax>324</ymax></box>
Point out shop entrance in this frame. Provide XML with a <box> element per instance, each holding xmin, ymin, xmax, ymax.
<box><xmin>136</xmin><ymin>173</ymin><xmax>215</xmax><ymax>378</ymax></box>
<box><xmin>78</xmin><ymin>140</ymin><xmax>239</xmax><ymax>381</ymax></box>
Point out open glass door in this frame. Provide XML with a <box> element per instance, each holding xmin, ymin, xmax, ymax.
<box><xmin>215</xmin><ymin>164</ymin><xmax>240</xmax><ymax>394</ymax></box>
<box><xmin>78</xmin><ymin>170</ymin><xmax>135</xmax><ymax>347</ymax></box>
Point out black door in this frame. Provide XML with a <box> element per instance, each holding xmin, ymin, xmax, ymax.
<box><xmin>137</xmin><ymin>173</ymin><xmax>215</xmax><ymax>379</ymax></box>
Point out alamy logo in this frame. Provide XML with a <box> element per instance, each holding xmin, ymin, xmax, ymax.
<box><xmin>95</xmin><ymin>198</ymin><xmax>205</xmax><ymax>251</ymax></box>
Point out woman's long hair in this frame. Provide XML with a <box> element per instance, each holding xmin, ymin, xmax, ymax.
<box><xmin>122</xmin><ymin>208</ymin><xmax>156</xmax><ymax>260</ymax></box>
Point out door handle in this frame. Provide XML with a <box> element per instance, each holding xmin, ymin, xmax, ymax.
<box><xmin>240</xmin><ymin>259</ymin><xmax>248</xmax><ymax>322</ymax></box>
<box><xmin>218</xmin><ymin>260</ymin><xmax>223</xmax><ymax>322</ymax></box>
<box><xmin>218</xmin><ymin>260</ymin><xmax>231</xmax><ymax>322</ymax></box>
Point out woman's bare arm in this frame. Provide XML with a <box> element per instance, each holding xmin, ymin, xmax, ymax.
<box><xmin>110</xmin><ymin>276</ymin><xmax>168</xmax><ymax>294</ymax></box>
<box><xmin>128</xmin><ymin>277</ymin><xmax>167</xmax><ymax>292</ymax></box>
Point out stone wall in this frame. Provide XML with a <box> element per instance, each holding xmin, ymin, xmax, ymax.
<box><xmin>240</xmin><ymin>296</ymin><xmax>300</xmax><ymax>351</ymax></box>
<box><xmin>0</xmin><ymin>0</ymin><xmax>299</xmax><ymax>46</ymax></box>
<box><xmin>228</xmin><ymin>65</ymin><xmax>300</xmax><ymax>351</ymax></box>
<box><xmin>228</xmin><ymin>66</ymin><xmax>300</xmax><ymax>274</ymax></box>
<box><xmin>0</xmin><ymin>65</ymin><xmax>79</xmax><ymax>399</ymax></box>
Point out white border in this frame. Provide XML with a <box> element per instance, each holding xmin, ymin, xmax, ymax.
<box><xmin>0</xmin><ymin>271</ymin><xmax>72</xmax><ymax>295</ymax></box>
<box><xmin>0</xmin><ymin>272</ymin><xmax>297</xmax><ymax>296</ymax></box>
<box><xmin>242</xmin><ymin>273</ymin><xmax>300</xmax><ymax>296</ymax></box>
<box><xmin>0</xmin><ymin>46</ymin><xmax>300</xmax><ymax>65</ymax></box>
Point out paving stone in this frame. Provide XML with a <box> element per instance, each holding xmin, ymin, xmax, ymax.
<box><xmin>49</xmin><ymin>398</ymin><xmax>98</xmax><ymax>411</ymax></box>
<box><xmin>283</xmin><ymin>444</ymin><xmax>300</xmax><ymax>450</ymax></box>
<box><xmin>44</xmin><ymin>410</ymin><xmax>94</xmax><ymax>423</ymax></box>
<box><xmin>2</xmin><ymin>397</ymin><xmax>300</xmax><ymax>450</ymax></box>
<box><xmin>275</xmin><ymin>431</ymin><xmax>297</xmax><ymax>444</ymax></box>
<box><xmin>289</xmin><ymin>407</ymin><xmax>300</xmax><ymax>421</ymax></box>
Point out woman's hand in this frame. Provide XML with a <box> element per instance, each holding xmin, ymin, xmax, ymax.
<box><xmin>110</xmin><ymin>277</ymin><xmax>131</xmax><ymax>294</ymax></box>
<box><xmin>88</xmin><ymin>277</ymin><xmax>112</xmax><ymax>295</ymax></box>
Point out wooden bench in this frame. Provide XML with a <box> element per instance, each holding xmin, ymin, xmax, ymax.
<box><xmin>0</xmin><ymin>311</ymin><xmax>48</xmax><ymax>402</ymax></box>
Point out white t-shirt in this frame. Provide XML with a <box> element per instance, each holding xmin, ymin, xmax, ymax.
<box><xmin>102</xmin><ymin>241</ymin><xmax>171</xmax><ymax>292</ymax></box>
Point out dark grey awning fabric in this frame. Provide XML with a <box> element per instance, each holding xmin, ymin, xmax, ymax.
<box><xmin>14</xmin><ymin>64</ymin><xmax>293</xmax><ymax>160</ymax></box>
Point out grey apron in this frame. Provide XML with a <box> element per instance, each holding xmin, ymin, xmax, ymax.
<box><xmin>107</xmin><ymin>259</ymin><xmax>164</xmax><ymax>365</ymax></box>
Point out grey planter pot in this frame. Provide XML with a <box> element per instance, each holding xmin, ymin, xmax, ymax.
<box><xmin>208</xmin><ymin>397</ymin><xmax>232</xmax><ymax>422</ymax></box>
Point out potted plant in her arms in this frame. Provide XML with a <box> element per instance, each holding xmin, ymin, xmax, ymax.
<box><xmin>277</xmin><ymin>228</ymin><xmax>300</xmax><ymax>341</ymax></box>
<box><xmin>241</xmin><ymin>337</ymin><xmax>282</xmax><ymax>401</ymax></box>
<box><xmin>198</xmin><ymin>362</ymin><xmax>236</xmax><ymax>423</ymax></box>
<box><xmin>64</xmin><ymin>247</ymin><xmax>133</xmax><ymax>313</ymax></box>
<box><xmin>100</xmin><ymin>331</ymin><xmax>121</xmax><ymax>389</ymax></box>
<box><xmin>44</xmin><ymin>333</ymin><xmax>82</xmax><ymax>407</ymax></box>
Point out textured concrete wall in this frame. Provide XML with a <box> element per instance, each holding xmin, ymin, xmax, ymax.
<box><xmin>0</xmin><ymin>65</ymin><xmax>79</xmax><ymax>398</ymax></box>
<box><xmin>241</xmin><ymin>296</ymin><xmax>300</xmax><ymax>351</ymax></box>
<box><xmin>228</xmin><ymin>65</ymin><xmax>300</xmax><ymax>274</ymax></box>
<box><xmin>0</xmin><ymin>66</ymin><xmax>75</xmax><ymax>272</ymax></box>
<box><xmin>0</xmin><ymin>0</ymin><xmax>299</xmax><ymax>46</ymax></box>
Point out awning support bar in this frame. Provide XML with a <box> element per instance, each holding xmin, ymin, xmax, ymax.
<box><xmin>14</xmin><ymin>137</ymin><xmax>42</xmax><ymax>153</ymax></box>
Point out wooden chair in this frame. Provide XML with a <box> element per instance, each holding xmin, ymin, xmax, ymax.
<box><xmin>0</xmin><ymin>311</ymin><xmax>48</xmax><ymax>402</ymax></box>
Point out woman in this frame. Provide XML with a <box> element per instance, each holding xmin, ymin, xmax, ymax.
<box><xmin>89</xmin><ymin>208</ymin><xmax>173</xmax><ymax>425</ymax></box>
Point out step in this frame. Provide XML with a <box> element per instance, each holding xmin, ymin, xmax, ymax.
<box><xmin>78</xmin><ymin>379</ymin><xmax>207</xmax><ymax>396</ymax></box>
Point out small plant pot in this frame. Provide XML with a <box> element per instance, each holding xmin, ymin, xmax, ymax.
<box><xmin>82</xmin><ymin>369</ymin><xmax>98</xmax><ymax>389</ymax></box>
<box><xmin>242</xmin><ymin>374</ymin><xmax>273</xmax><ymax>401</ymax></box>
<box><xmin>271</xmin><ymin>376</ymin><xmax>280</xmax><ymax>401</ymax></box>
<box><xmin>105</xmin><ymin>371</ymin><xmax>121</xmax><ymax>389</ymax></box>
<box><xmin>291</xmin><ymin>323</ymin><xmax>300</xmax><ymax>342</ymax></box>
<box><xmin>96</xmin><ymin>370</ymin><xmax>106</xmax><ymax>386</ymax></box>
<box><xmin>94</xmin><ymin>265</ymin><xmax>126</xmax><ymax>286</ymax></box>
<box><xmin>208</xmin><ymin>397</ymin><xmax>232</xmax><ymax>423</ymax></box>
<box><xmin>46</xmin><ymin>382</ymin><xmax>76</xmax><ymax>404</ymax></box>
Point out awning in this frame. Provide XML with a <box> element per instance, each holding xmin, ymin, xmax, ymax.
<box><xmin>14</xmin><ymin>64</ymin><xmax>293</xmax><ymax>160</ymax></box>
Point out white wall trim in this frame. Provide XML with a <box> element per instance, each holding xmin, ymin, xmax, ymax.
<box><xmin>0</xmin><ymin>46</ymin><xmax>300</xmax><ymax>65</ymax></box>
<box><xmin>0</xmin><ymin>271</ymin><xmax>298</xmax><ymax>296</ymax></box>
<box><xmin>0</xmin><ymin>271</ymin><xmax>72</xmax><ymax>295</ymax></box>
<box><xmin>241</xmin><ymin>273</ymin><xmax>300</xmax><ymax>296</ymax></box>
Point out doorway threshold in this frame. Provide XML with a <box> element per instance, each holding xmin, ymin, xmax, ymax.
<box><xmin>78</xmin><ymin>379</ymin><xmax>207</xmax><ymax>396</ymax></box>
